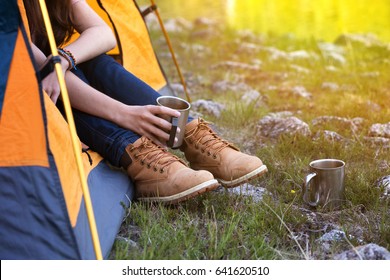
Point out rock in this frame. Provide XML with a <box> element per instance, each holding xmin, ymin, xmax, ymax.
<box><xmin>312</xmin><ymin>116</ymin><xmax>364</xmax><ymax>133</ymax></box>
<box><xmin>259</xmin><ymin>46</ymin><xmax>289</xmax><ymax>61</ymax></box>
<box><xmin>267</xmin><ymin>111</ymin><xmax>294</xmax><ymax>118</ymax></box>
<box><xmin>257</xmin><ymin>114</ymin><xmax>311</xmax><ymax>139</ymax></box>
<box><xmin>290</xmin><ymin>64</ymin><xmax>310</xmax><ymax>74</ymax></box>
<box><xmin>211</xmin><ymin>80</ymin><xmax>251</xmax><ymax>94</ymax></box>
<box><xmin>378</xmin><ymin>160</ymin><xmax>390</xmax><ymax>172</ymax></box>
<box><xmin>170</xmin><ymin>83</ymin><xmax>186</xmax><ymax>96</ymax></box>
<box><xmin>361</xmin><ymin>71</ymin><xmax>380</xmax><ymax>78</ymax></box>
<box><xmin>324</xmin><ymin>52</ymin><xmax>347</xmax><ymax>65</ymax></box>
<box><xmin>180</xmin><ymin>43</ymin><xmax>211</xmax><ymax>55</ymax></box>
<box><xmin>334</xmin><ymin>243</ymin><xmax>390</xmax><ymax>260</ymax></box>
<box><xmin>288</xmin><ymin>50</ymin><xmax>318</xmax><ymax>61</ymax></box>
<box><xmin>236</xmin><ymin>29</ymin><xmax>262</xmax><ymax>42</ymax></box>
<box><xmin>190</xmin><ymin>28</ymin><xmax>218</xmax><ymax>40</ymax></box>
<box><xmin>291</xmin><ymin>86</ymin><xmax>312</xmax><ymax>99</ymax></box>
<box><xmin>191</xmin><ymin>99</ymin><xmax>225</xmax><ymax>118</ymax></box>
<box><xmin>321</xmin><ymin>82</ymin><xmax>340</xmax><ymax>92</ymax></box>
<box><xmin>363</xmin><ymin>136</ymin><xmax>390</xmax><ymax>148</ymax></box>
<box><xmin>237</xmin><ymin>42</ymin><xmax>261</xmax><ymax>54</ymax></box>
<box><xmin>190</xmin><ymin>17</ymin><xmax>220</xmax><ymax>39</ymax></box>
<box><xmin>217</xmin><ymin>183</ymin><xmax>269</xmax><ymax>203</ymax></box>
<box><xmin>335</xmin><ymin>33</ymin><xmax>384</xmax><ymax>48</ymax></box>
<box><xmin>240</xmin><ymin>90</ymin><xmax>263</xmax><ymax>107</ymax></box>
<box><xmin>376</xmin><ymin>175</ymin><xmax>390</xmax><ymax>198</ymax></box>
<box><xmin>365</xmin><ymin>101</ymin><xmax>382</xmax><ymax>113</ymax></box>
<box><xmin>210</xmin><ymin>61</ymin><xmax>261</xmax><ymax>71</ymax></box>
<box><xmin>193</xmin><ymin>17</ymin><xmax>218</xmax><ymax>28</ymax></box>
<box><xmin>369</xmin><ymin>122</ymin><xmax>390</xmax><ymax>138</ymax></box>
<box><xmin>318</xmin><ymin>42</ymin><xmax>345</xmax><ymax>55</ymax></box>
<box><xmin>317</xmin><ymin>229</ymin><xmax>346</xmax><ymax>242</ymax></box>
<box><xmin>313</xmin><ymin>130</ymin><xmax>346</xmax><ymax>142</ymax></box>
<box><xmin>251</xmin><ymin>58</ymin><xmax>263</xmax><ymax>67</ymax></box>
<box><xmin>115</xmin><ymin>236</ymin><xmax>138</xmax><ymax>248</ymax></box>
<box><xmin>277</xmin><ymin>85</ymin><xmax>312</xmax><ymax>99</ymax></box>
<box><xmin>325</xmin><ymin>65</ymin><xmax>340</xmax><ymax>72</ymax></box>
<box><xmin>163</xmin><ymin>18</ymin><xmax>193</xmax><ymax>33</ymax></box>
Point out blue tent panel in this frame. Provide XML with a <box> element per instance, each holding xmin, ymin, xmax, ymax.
<box><xmin>74</xmin><ymin>161</ymin><xmax>133</xmax><ymax>259</ymax></box>
<box><xmin>0</xmin><ymin>0</ymin><xmax>19</xmax><ymax>117</ymax></box>
<box><xmin>0</xmin><ymin>165</ymin><xmax>80</xmax><ymax>259</ymax></box>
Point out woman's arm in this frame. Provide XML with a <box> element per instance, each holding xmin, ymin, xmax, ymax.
<box><xmin>63</xmin><ymin>0</ymin><xmax>117</xmax><ymax>65</ymax></box>
<box><xmin>31</xmin><ymin>43</ymin><xmax>69</xmax><ymax>102</ymax></box>
<box><xmin>65</xmin><ymin>72</ymin><xmax>180</xmax><ymax>146</ymax></box>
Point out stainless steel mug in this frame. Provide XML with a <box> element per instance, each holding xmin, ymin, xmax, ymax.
<box><xmin>303</xmin><ymin>159</ymin><xmax>345</xmax><ymax>209</ymax></box>
<box><xmin>156</xmin><ymin>96</ymin><xmax>191</xmax><ymax>148</ymax></box>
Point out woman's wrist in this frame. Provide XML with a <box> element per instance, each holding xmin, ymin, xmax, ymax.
<box><xmin>111</xmin><ymin>102</ymin><xmax>128</xmax><ymax>126</ymax></box>
<box><xmin>59</xmin><ymin>55</ymin><xmax>70</xmax><ymax>72</ymax></box>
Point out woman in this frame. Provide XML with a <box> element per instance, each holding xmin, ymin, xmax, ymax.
<box><xmin>24</xmin><ymin>0</ymin><xmax>268</xmax><ymax>203</ymax></box>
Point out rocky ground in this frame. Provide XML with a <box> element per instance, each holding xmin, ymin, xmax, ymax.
<box><xmin>114</xmin><ymin>15</ymin><xmax>390</xmax><ymax>260</ymax></box>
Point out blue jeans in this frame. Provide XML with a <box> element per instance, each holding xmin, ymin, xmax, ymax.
<box><xmin>59</xmin><ymin>54</ymin><xmax>161</xmax><ymax>167</ymax></box>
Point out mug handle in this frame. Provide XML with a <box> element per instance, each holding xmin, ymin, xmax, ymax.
<box><xmin>166</xmin><ymin>117</ymin><xmax>178</xmax><ymax>147</ymax></box>
<box><xmin>303</xmin><ymin>172</ymin><xmax>320</xmax><ymax>206</ymax></box>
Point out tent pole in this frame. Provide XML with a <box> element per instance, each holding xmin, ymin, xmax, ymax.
<box><xmin>149</xmin><ymin>0</ymin><xmax>191</xmax><ymax>103</ymax></box>
<box><xmin>38</xmin><ymin>0</ymin><xmax>103</xmax><ymax>260</ymax></box>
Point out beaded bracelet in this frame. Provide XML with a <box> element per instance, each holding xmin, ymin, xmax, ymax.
<box><xmin>58</xmin><ymin>48</ymin><xmax>77</xmax><ymax>70</ymax></box>
<box><xmin>57</xmin><ymin>49</ymin><xmax>72</xmax><ymax>70</ymax></box>
<box><xmin>62</xmin><ymin>48</ymin><xmax>77</xmax><ymax>67</ymax></box>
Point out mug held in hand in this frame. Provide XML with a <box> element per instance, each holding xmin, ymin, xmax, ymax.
<box><xmin>156</xmin><ymin>96</ymin><xmax>191</xmax><ymax>149</ymax></box>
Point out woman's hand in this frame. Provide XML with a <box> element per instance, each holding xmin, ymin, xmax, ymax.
<box><xmin>116</xmin><ymin>104</ymin><xmax>181</xmax><ymax>147</ymax></box>
<box><xmin>41</xmin><ymin>56</ymin><xmax>69</xmax><ymax>104</ymax></box>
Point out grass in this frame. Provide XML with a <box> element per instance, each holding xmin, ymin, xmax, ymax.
<box><xmin>110</xmin><ymin>18</ymin><xmax>390</xmax><ymax>260</ymax></box>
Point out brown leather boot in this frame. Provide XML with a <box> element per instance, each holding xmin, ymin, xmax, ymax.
<box><xmin>180</xmin><ymin>118</ymin><xmax>268</xmax><ymax>188</ymax></box>
<box><xmin>123</xmin><ymin>136</ymin><xmax>219</xmax><ymax>204</ymax></box>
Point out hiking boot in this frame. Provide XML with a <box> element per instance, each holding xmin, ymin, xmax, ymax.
<box><xmin>180</xmin><ymin>118</ymin><xmax>268</xmax><ymax>188</ymax></box>
<box><xmin>123</xmin><ymin>136</ymin><xmax>219</xmax><ymax>204</ymax></box>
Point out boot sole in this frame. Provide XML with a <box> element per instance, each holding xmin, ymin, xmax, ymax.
<box><xmin>217</xmin><ymin>164</ymin><xmax>268</xmax><ymax>188</ymax></box>
<box><xmin>137</xmin><ymin>179</ymin><xmax>219</xmax><ymax>204</ymax></box>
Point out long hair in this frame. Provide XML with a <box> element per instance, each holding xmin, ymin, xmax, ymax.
<box><xmin>23</xmin><ymin>0</ymin><xmax>75</xmax><ymax>54</ymax></box>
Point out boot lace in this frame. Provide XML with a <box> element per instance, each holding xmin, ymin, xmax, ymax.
<box><xmin>130</xmin><ymin>137</ymin><xmax>184</xmax><ymax>173</ymax></box>
<box><xmin>186</xmin><ymin>118</ymin><xmax>238</xmax><ymax>158</ymax></box>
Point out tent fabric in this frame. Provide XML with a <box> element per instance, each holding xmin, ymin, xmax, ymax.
<box><xmin>0</xmin><ymin>0</ymin><xmax>133</xmax><ymax>259</ymax></box>
<box><xmin>0</xmin><ymin>0</ymin><xmax>19</xmax><ymax>117</ymax></box>
<box><xmin>96</xmin><ymin>0</ymin><xmax>167</xmax><ymax>90</ymax></box>
<box><xmin>0</xmin><ymin>1</ymin><xmax>80</xmax><ymax>259</ymax></box>
<box><xmin>75</xmin><ymin>161</ymin><xmax>132</xmax><ymax>259</ymax></box>
<box><xmin>0</xmin><ymin>29</ymin><xmax>48</xmax><ymax>168</ymax></box>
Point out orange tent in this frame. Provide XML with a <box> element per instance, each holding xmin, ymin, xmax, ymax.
<box><xmin>0</xmin><ymin>0</ymin><xmax>133</xmax><ymax>259</ymax></box>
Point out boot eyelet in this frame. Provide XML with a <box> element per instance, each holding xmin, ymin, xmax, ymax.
<box><xmin>153</xmin><ymin>167</ymin><xmax>158</xmax><ymax>172</ymax></box>
<box><xmin>212</xmin><ymin>154</ymin><xmax>217</xmax><ymax>159</ymax></box>
<box><xmin>140</xmin><ymin>160</ymin><xmax>145</xmax><ymax>165</ymax></box>
<box><xmin>160</xmin><ymin>168</ymin><xmax>164</xmax><ymax>173</ymax></box>
<box><xmin>201</xmin><ymin>149</ymin><xmax>205</xmax><ymax>153</ymax></box>
<box><xmin>147</xmin><ymin>164</ymin><xmax>151</xmax><ymax>169</ymax></box>
<box><xmin>207</xmin><ymin>151</ymin><xmax>211</xmax><ymax>156</ymax></box>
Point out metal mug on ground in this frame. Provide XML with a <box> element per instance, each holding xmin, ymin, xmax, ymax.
<box><xmin>156</xmin><ymin>96</ymin><xmax>191</xmax><ymax>148</ymax></box>
<box><xmin>303</xmin><ymin>159</ymin><xmax>345</xmax><ymax>209</ymax></box>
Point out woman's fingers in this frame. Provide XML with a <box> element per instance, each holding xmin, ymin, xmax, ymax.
<box><xmin>147</xmin><ymin>105</ymin><xmax>181</xmax><ymax>133</ymax></box>
<box><xmin>50</xmin><ymin>89</ymin><xmax>60</xmax><ymax>104</ymax></box>
<box><xmin>42</xmin><ymin>72</ymin><xmax>62</xmax><ymax>104</ymax></box>
<box><xmin>120</xmin><ymin>104</ymin><xmax>182</xmax><ymax>146</ymax></box>
<box><xmin>151</xmin><ymin>104</ymin><xmax>181</xmax><ymax>118</ymax></box>
<box><xmin>144</xmin><ymin>121</ymin><xmax>171</xmax><ymax>142</ymax></box>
